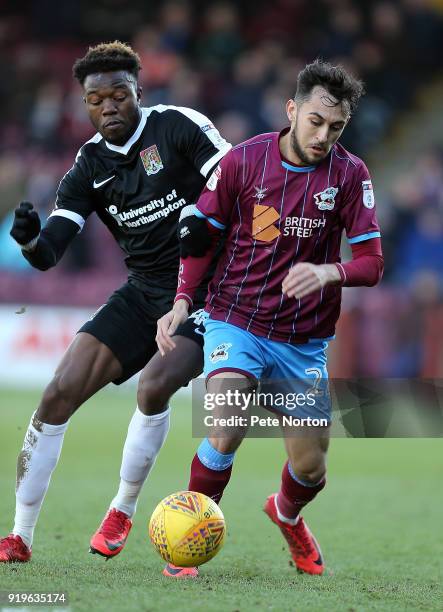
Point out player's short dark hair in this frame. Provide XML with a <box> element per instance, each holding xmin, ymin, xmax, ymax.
<box><xmin>72</xmin><ymin>41</ymin><xmax>141</xmax><ymax>85</ymax></box>
<box><xmin>295</xmin><ymin>59</ymin><xmax>364</xmax><ymax>115</ymax></box>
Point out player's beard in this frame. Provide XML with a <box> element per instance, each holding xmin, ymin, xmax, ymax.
<box><xmin>290</xmin><ymin>123</ymin><xmax>325</xmax><ymax>166</ymax></box>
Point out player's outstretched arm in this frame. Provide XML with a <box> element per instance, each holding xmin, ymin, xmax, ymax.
<box><xmin>10</xmin><ymin>202</ymin><xmax>79</xmax><ymax>271</ymax></box>
<box><xmin>156</xmin><ymin>206</ymin><xmax>223</xmax><ymax>355</ymax></box>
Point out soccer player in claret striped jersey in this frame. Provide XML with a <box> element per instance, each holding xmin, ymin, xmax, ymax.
<box><xmin>156</xmin><ymin>60</ymin><xmax>383</xmax><ymax>578</ymax></box>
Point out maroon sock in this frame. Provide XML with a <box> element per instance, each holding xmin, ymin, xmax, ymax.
<box><xmin>276</xmin><ymin>461</ymin><xmax>326</xmax><ymax>520</ymax></box>
<box><xmin>188</xmin><ymin>454</ymin><xmax>232</xmax><ymax>504</ymax></box>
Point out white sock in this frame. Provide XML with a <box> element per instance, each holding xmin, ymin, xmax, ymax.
<box><xmin>275</xmin><ymin>495</ymin><xmax>300</xmax><ymax>526</ymax></box>
<box><xmin>110</xmin><ymin>407</ymin><xmax>170</xmax><ymax>517</ymax></box>
<box><xmin>13</xmin><ymin>412</ymin><xmax>69</xmax><ymax>548</ymax></box>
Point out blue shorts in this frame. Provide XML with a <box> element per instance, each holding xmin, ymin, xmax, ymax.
<box><xmin>203</xmin><ymin>318</ymin><xmax>331</xmax><ymax>421</ymax></box>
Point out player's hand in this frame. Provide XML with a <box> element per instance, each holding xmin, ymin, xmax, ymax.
<box><xmin>10</xmin><ymin>201</ymin><xmax>41</xmax><ymax>246</ymax></box>
<box><xmin>282</xmin><ymin>263</ymin><xmax>341</xmax><ymax>299</ymax></box>
<box><xmin>156</xmin><ymin>299</ymin><xmax>190</xmax><ymax>356</ymax></box>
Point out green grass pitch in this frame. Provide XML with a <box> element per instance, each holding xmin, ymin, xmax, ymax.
<box><xmin>0</xmin><ymin>387</ymin><xmax>442</xmax><ymax>611</ymax></box>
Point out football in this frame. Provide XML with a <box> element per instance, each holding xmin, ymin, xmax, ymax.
<box><xmin>149</xmin><ymin>491</ymin><xmax>226</xmax><ymax>567</ymax></box>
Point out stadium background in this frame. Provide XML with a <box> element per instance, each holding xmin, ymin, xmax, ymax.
<box><xmin>0</xmin><ymin>2</ymin><xmax>442</xmax><ymax>611</ymax></box>
<box><xmin>1</xmin><ymin>0</ymin><xmax>442</xmax><ymax>379</ymax></box>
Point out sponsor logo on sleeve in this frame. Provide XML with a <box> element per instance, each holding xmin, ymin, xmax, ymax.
<box><xmin>202</xmin><ymin>125</ymin><xmax>226</xmax><ymax>148</ymax></box>
<box><xmin>206</xmin><ymin>165</ymin><xmax>222</xmax><ymax>191</ymax></box>
<box><xmin>140</xmin><ymin>145</ymin><xmax>164</xmax><ymax>176</ymax></box>
<box><xmin>362</xmin><ymin>179</ymin><xmax>375</xmax><ymax>209</ymax></box>
<box><xmin>201</xmin><ymin>123</ymin><xmax>215</xmax><ymax>133</ymax></box>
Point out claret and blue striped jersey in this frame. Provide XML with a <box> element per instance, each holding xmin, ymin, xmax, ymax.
<box><xmin>195</xmin><ymin>128</ymin><xmax>381</xmax><ymax>343</ymax></box>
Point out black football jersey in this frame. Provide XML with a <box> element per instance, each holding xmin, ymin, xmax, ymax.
<box><xmin>53</xmin><ymin>105</ymin><xmax>231</xmax><ymax>288</ymax></box>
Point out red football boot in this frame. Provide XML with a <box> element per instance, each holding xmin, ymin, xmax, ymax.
<box><xmin>264</xmin><ymin>494</ymin><xmax>324</xmax><ymax>575</ymax></box>
<box><xmin>89</xmin><ymin>508</ymin><xmax>132</xmax><ymax>559</ymax></box>
<box><xmin>162</xmin><ymin>563</ymin><xmax>199</xmax><ymax>579</ymax></box>
<box><xmin>0</xmin><ymin>534</ymin><xmax>32</xmax><ymax>563</ymax></box>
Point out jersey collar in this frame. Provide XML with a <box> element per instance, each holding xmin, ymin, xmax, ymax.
<box><xmin>104</xmin><ymin>108</ymin><xmax>148</xmax><ymax>155</ymax></box>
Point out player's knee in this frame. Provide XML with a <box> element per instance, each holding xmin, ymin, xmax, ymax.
<box><xmin>208</xmin><ymin>436</ymin><xmax>241</xmax><ymax>455</ymax></box>
<box><xmin>297</xmin><ymin>467</ymin><xmax>326</xmax><ymax>484</ymax></box>
<box><xmin>137</xmin><ymin>374</ymin><xmax>174</xmax><ymax>414</ymax></box>
<box><xmin>290</xmin><ymin>457</ymin><xmax>326</xmax><ymax>484</ymax></box>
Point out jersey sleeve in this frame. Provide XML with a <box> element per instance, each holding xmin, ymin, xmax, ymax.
<box><xmin>51</xmin><ymin>150</ymin><xmax>94</xmax><ymax>232</ymax></box>
<box><xmin>194</xmin><ymin>148</ymin><xmax>239</xmax><ymax>229</ymax></box>
<box><xmin>339</xmin><ymin>161</ymin><xmax>381</xmax><ymax>244</ymax></box>
<box><xmin>171</xmin><ymin>106</ymin><xmax>232</xmax><ymax>178</ymax></box>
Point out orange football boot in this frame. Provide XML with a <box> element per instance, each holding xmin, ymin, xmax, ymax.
<box><xmin>264</xmin><ymin>494</ymin><xmax>324</xmax><ymax>575</ymax></box>
<box><xmin>89</xmin><ymin>508</ymin><xmax>132</xmax><ymax>559</ymax></box>
<box><xmin>163</xmin><ymin>563</ymin><xmax>199</xmax><ymax>578</ymax></box>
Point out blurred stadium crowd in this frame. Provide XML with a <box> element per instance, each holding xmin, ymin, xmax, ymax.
<box><xmin>0</xmin><ymin>0</ymin><xmax>442</xmax><ymax>377</ymax></box>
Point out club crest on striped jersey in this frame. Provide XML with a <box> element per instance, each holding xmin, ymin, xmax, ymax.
<box><xmin>252</xmin><ymin>204</ymin><xmax>281</xmax><ymax>242</ymax></box>
<box><xmin>140</xmin><ymin>144</ymin><xmax>164</xmax><ymax>176</ymax></box>
<box><xmin>314</xmin><ymin>186</ymin><xmax>339</xmax><ymax>211</ymax></box>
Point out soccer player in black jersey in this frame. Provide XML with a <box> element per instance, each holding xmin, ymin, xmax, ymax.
<box><xmin>0</xmin><ymin>41</ymin><xmax>230</xmax><ymax>563</ymax></box>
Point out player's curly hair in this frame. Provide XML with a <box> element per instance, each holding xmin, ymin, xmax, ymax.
<box><xmin>295</xmin><ymin>59</ymin><xmax>364</xmax><ymax>115</ymax></box>
<box><xmin>72</xmin><ymin>41</ymin><xmax>141</xmax><ymax>85</ymax></box>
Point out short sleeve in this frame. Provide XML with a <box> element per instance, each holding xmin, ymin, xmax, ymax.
<box><xmin>339</xmin><ymin>161</ymin><xmax>381</xmax><ymax>244</ymax></box>
<box><xmin>51</xmin><ymin>151</ymin><xmax>94</xmax><ymax>232</ymax></box>
<box><xmin>194</xmin><ymin>148</ymin><xmax>239</xmax><ymax>229</ymax></box>
<box><xmin>171</xmin><ymin>107</ymin><xmax>232</xmax><ymax>178</ymax></box>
